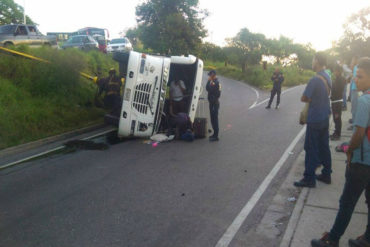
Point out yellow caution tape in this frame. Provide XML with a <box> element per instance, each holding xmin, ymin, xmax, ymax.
<box><xmin>0</xmin><ymin>46</ymin><xmax>50</xmax><ymax>63</ymax></box>
<box><xmin>0</xmin><ymin>46</ymin><xmax>97</xmax><ymax>82</ymax></box>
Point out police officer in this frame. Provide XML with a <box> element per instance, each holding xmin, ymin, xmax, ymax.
<box><xmin>206</xmin><ymin>70</ymin><xmax>221</xmax><ymax>141</ymax></box>
<box><xmin>266</xmin><ymin>68</ymin><xmax>284</xmax><ymax>109</ymax></box>
<box><xmin>98</xmin><ymin>68</ymin><xmax>123</xmax><ymax>116</ymax></box>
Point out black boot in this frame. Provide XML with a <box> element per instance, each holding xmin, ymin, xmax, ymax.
<box><xmin>311</xmin><ymin>232</ymin><xmax>339</xmax><ymax>247</ymax></box>
<box><xmin>348</xmin><ymin>234</ymin><xmax>370</xmax><ymax>247</ymax></box>
<box><xmin>294</xmin><ymin>178</ymin><xmax>316</xmax><ymax>188</ymax></box>
<box><xmin>316</xmin><ymin>174</ymin><xmax>331</xmax><ymax>184</ymax></box>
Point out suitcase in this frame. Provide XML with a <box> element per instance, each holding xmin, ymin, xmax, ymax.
<box><xmin>193</xmin><ymin>117</ymin><xmax>207</xmax><ymax>138</ymax></box>
<box><xmin>193</xmin><ymin>98</ymin><xmax>207</xmax><ymax>138</ymax></box>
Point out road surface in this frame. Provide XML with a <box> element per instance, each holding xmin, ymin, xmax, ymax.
<box><xmin>0</xmin><ymin>74</ymin><xmax>306</xmax><ymax>247</ymax></box>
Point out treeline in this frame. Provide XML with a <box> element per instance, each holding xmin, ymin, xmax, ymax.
<box><xmin>125</xmin><ymin>0</ymin><xmax>315</xmax><ymax>70</ymax></box>
<box><xmin>126</xmin><ymin>1</ymin><xmax>369</xmax><ymax>76</ymax></box>
<box><xmin>327</xmin><ymin>7</ymin><xmax>370</xmax><ymax>66</ymax></box>
<box><xmin>199</xmin><ymin>29</ymin><xmax>315</xmax><ymax>71</ymax></box>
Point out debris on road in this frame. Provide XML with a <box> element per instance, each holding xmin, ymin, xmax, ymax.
<box><xmin>64</xmin><ymin>140</ymin><xmax>109</xmax><ymax>150</ymax></box>
<box><xmin>287</xmin><ymin>197</ymin><xmax>297</xmax><ymax>202</ymax></box>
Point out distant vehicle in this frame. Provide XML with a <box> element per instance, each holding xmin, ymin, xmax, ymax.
<box><xmin>61</xmin><ymin>35</ymin><xmax>99</xmax><ymax>51</ymax></box>
<box><xmin>92</xmin><ymin>34</ymin><xmax>108</xmax><ymax>53</ymax></box>
<box><xmin>47</xmin><ymin>32</ymin><xmax>72</xmax><ymax>42</ymax></box>
<box><xmin>74</xmin><ymin>27</ymin><xmax>109</xmax><ymax>53</ymax></box>
<box><xmin>106</xmin><ymin>38</ymin><xmax>132</xmax><ymax>53</ymax></box>
<box><xmin>0</xmin><ymin>24</ymin><xmax>57</xmax><ymax>47</ymax></box>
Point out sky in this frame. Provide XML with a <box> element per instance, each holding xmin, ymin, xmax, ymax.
<box><xmin>15</xmin><ymin>0</ymin><xmax>369</xmax><ymax>51</ymax></box>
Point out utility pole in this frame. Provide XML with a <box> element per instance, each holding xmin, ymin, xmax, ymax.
<box><xmin>23</xmin><ymin>0</ymin><xmax>26</xmax><ymax>24</ymax></box>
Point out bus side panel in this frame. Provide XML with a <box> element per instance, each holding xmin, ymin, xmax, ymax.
<box><xmin>188</xmin><ymin>59</ymin><xmax>204</xmax><ymax>122</ymax></box>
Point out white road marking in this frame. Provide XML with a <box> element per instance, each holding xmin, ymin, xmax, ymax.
<box><xmin>247</xmin><ymin>86</ymin><xmax>260</xmax><ymax>109</ymax></box>
<box><xmin>215</xmin><ymin>125</ymin><xmax>306</xmax><ymax>247</ymax></box>
<box><xmin>0</xmin><ymin>129</ymin><xmax>116</xmax><ymax>171</ymax></box>
<box><xmin>249</xmin><ymin>85</ymin><xmax>302</xmax><ymax>110</ymax></box>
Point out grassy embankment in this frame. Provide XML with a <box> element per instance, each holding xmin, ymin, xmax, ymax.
<box><xmin>204</xmin><ymin>61</ymin><xmax>314</xmax><ymax>90</ymax></box>
<box><xmin>0</xmin><ymin>46</ymin><xmax>117</xmax><ymax>150</ymax></box>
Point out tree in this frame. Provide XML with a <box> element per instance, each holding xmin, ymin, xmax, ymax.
<box><xmin>226</xmin><ymin>28</ymin><xmax>266</xmax><ymax>72</ymax></box>
<box><xmin>292</xmin><ymin>43</ymin><xmax>315</xmax><ymax>70</ymax></box>
<box><xmin>0</xmin><ymin>0</ymin><xmax>34</xmax><ymax>25</ymax></box>
<box><xmin>135</xmin><ymin>0</ymin><xmax>208</xmax><ymax>55</ymax></box>
<box><xmin>267</xmin><ymin>36</ymin><xmax>295</xmax><ymax>64</ymax></box>
<box><xmin>199</xmin><ymin>42</ymin><xmax>226</xmax><ymax>62</ymax></box>
<box><xmin>334</xmin><ymin>7</ymin><xmax>370</xmax><ymax>62</ymax></box>
<box><xmin>124</xmin><ymin>27</ymin><xmax>142</xmax><ymax>48</ymax></box>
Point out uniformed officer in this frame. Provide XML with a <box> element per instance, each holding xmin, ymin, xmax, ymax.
<box><xmin>206</xmin><ymin>70</ymin><xmax>221</xmax><ymax>141</ymax></box>
<box><xmin>266</xmin><ymin>68</ymin><xmax>284</xmax><ymax>109</ymax></box>
<box><xmin>98</xmin><ymin>68</ymin><xmax>123</xmax><ymax>116</ymax></box>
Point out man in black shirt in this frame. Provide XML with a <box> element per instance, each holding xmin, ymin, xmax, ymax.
<box><xmin>330</xmin><ymin>65</ymin><xmax>346</xmax><ymax>140</ymax></box>
<box><xmin>206</xmin><ymin>70</ymin><xmax>221</xmax><ymax>141</ymax></box>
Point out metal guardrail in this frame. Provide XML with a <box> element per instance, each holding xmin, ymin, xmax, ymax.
<box><xmin>0</xmin><ymin>128</ymin><xmax>117</xmax><ymax>171</ymax></box>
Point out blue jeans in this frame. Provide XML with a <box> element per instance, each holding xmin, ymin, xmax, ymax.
<box><xmin>304</xmin><ymin>119</ymin><xmax>332</xmax><ymax>182</ymax></box>
<box><xmin>329</xmin><ymin>163</ymin><xmax>370</xmax><ymax>241</ymax></box>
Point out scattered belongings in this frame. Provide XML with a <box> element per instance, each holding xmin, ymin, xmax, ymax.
<box><xmin>150</xmin><ymin>134</ymin><xmax>175</xmax><ymax>143</ymax></box>
<box><xmin>335</xmin><ymin>142</ymin><xmax>349</xmax><ymax>152</ymax></box>
<box><xmin>287</xmin><ymin>197</ymin><xmax>297</xmax><ymax>202</ymax></box>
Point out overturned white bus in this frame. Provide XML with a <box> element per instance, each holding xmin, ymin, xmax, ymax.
<box><xmin>112</xmin><ymin>51</ymin><xmax>204</xmax><ymax>138</ymax></box>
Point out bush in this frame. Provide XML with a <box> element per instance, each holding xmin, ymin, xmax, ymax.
<box><xmin>0</xmin><ymin>47</ymin><xmax>116</xmax><ymax>149</ymax></box>
<box><xmin>204</xmin><ymin>61</ymin><xmax>314</xmax><ymax>89</ymax></box>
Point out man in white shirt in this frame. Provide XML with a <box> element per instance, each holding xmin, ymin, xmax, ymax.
<box><xmin>169</xmin><ymin>78</ymin><xmax>186</xmax><ymax>114</ymax></box>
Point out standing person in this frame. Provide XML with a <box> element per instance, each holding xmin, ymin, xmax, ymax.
<box><xmin>98</xmin><ymin>68</ymin><xmax>123</xmax><ymax>116</ymax></box>
<box><xmin>311</xmin><ymin>57</ymin><xmax>370</xmax><ymax>247</ymax></box>
<box><xmin>206</xmin><ymin>70</ymin><xmax>221</xmax><ymax>142</ymax></box>
<box><xmin>342</xmin><ymin>61</ymin><xmax>353</xmax><ymax>110</ymax></box>
<box><xmin>294</xmin><ymin>52</ymin><xmax>332</xmax><ymax>188</ymax></box>
<box><xmin>330</xmin><ymin>65</ymin><xmax>346</xmax><ymax>141</ymax></box>
<box><xmin>349</xmin><ymin>56</ymin><xmax>360</xmax><ymax>131</ymax></box>
<box><xmin>169</xmin><ymin>78</ymin><xmax>187</xmax><ymax>114</ymax></box>
<box><xmin>266</xmin><ymin>68</ymin><xmax>284</xmax><ymax>109</ymax></box>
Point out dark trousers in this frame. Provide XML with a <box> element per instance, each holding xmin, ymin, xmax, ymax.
<box><xmin>304</xmin><ymin>119</ymin><xmax>332</xmax><ymax>182</ymax></box>
<box><xmin>209</xmin><ymin>103</ymin><xmax>219</xmax><ymax>137</ymax></box>
<box><xmin>343</xmin><ymin>85</ymin><xmax>347</xmax><ymax>108</ymax></box>
<box><xmin>267</xmin><ymin>88</ymin><xmax>281</xmax><ymax>107</ymax></box>
<box><xmin>329</xmin><ymin>163</ymin><xmax>370</xmax><ymax>241</ymax></box>
<box><xmin>332</xmin><ymin>102</ymin><xmax>342</xmax><ymax>136</ymax></box>
<box><xmin>104</xmin><ymin>94</ymin><xmax>122</xmax><ymax>116</ymax></box>
<box><xmin>172</xmin><ymin>100</ymin><xmax>186</xmax><ymax>114</ymax></box>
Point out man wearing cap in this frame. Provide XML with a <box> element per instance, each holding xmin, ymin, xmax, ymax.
<box><xmin>206</xmin><ymin>70</ymin><xmax>221</xmax><ymax>141</ymax></box>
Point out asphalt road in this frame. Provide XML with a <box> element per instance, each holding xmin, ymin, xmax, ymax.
<box><xmin>0</xmin><ymin>74</ymin><xmax>306</xmax><ymax>247</ymax></box>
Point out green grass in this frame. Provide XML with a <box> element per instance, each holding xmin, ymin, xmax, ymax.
<box><xmin>0</xmin><ymin>46</ymin><xmax>117</xmax><ymax>150</ymax></box>
<box><xmin>204</xmin><ymin>61</ymin><xmax>314</xmax><ymax>90</ymax></box>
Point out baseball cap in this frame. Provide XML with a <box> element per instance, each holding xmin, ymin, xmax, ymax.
<box><xmin>208</xmin><ymin>70</ymin><xmax>216</xmax><ymax>76</ymax></box>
